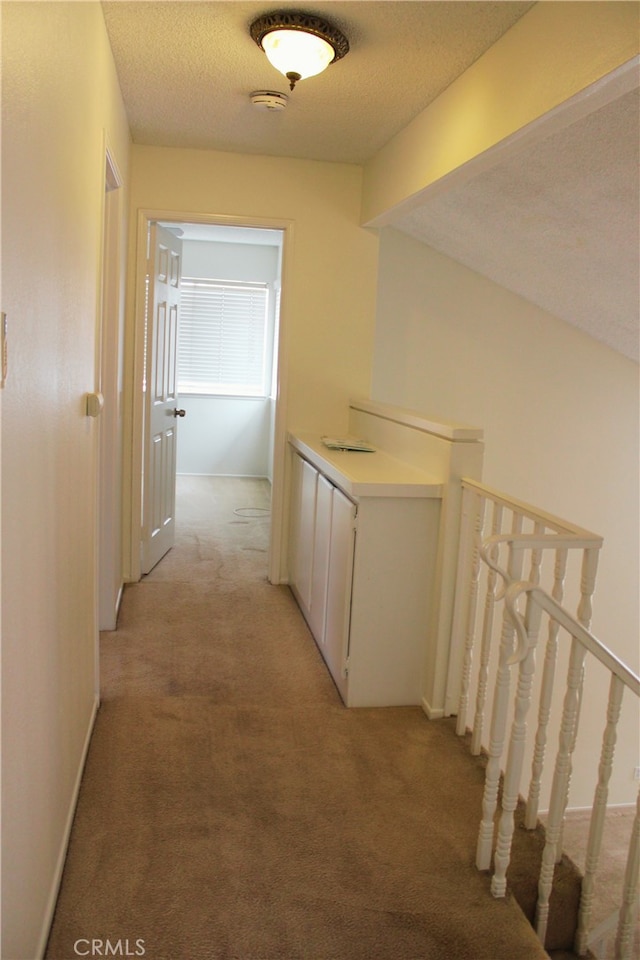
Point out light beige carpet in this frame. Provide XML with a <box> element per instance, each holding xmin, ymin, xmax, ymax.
<box><xmin>46</xmin><ymin>477</ymin><xmax>558</xmax><ymax>960</ymax></box>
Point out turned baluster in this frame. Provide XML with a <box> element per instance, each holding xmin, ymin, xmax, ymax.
<box><xmin>471</xmin><ymin>501</ymin><xmax>503</xmax><ymax>755</ymax></box>
<box><xmin>536</xmin><ymin>637</ymin><xmax>587</xmax><ymax>946</ymax></box>
<box><xmin>526</xmin><ymin>547</ymin><xmax>568</xmax><ymax>829</ymax></box>
<box><xmin>574</xmin><ymin>674</ymin><xmax>624</xmax><ymax>956</ymax></box>
<box><xmin>492</xmin><ymin>592</ymin><xmax>543</xmax><ymax>896</ymax></box>
<box><xmin>557</xmin><ymin>546</ymin><xmax>601</xmax><ymax>860</ymax></box>
<box><xmin>577</xmin><ymin>546</ymin><xmax>599</xmax><ymax>631</ymax></box>
<box><xmin>528</xmin><ymin>521</ymin><xmax>545</xmax><ymax>586</ymax></box>
<box><xmin>476</xmin><ymin>540</ymin><xmax>524</xmax><ymax>871</ymax></box>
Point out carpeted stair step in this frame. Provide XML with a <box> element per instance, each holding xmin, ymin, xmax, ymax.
<box><xmin>454</xmin><ymin>730</ymin><xmax>585</xmax><ymax>955</ymax></box>
<box><xmin>507</xmin><ymin>798</ymin><xmax>583</xmax><ymax>953</ymax></box>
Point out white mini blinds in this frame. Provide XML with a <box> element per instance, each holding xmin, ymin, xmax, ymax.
<box><xmin>178</xmin><ymin>278</ymin><xmax>269</xmax><ymax>396</ymax></box>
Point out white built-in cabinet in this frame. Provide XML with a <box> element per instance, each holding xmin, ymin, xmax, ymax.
<box><xmin>288</xmin><ymin>433</ymin><xmax>443</xmax><ymax>706</ymax></box>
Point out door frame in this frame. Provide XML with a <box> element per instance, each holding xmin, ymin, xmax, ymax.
<box><xmin>123</xmin><ymin>208</ymin><xmax>293</xmax><ymax>585</ymax></box>
<box><xmin>98</xmin><ymin>144</ymin><xmax>124</xmax><ymax>634</ymax></box>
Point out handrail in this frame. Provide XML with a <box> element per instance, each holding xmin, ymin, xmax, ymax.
<box><xmin>460</xmin><ymin>478</ymin><xmax>603</xmax><ymax>541</ymax></box>
<box><xmin>447</xmin><ymin>481</ymin><xmax>603</xmax><ymax>726</ymax></box>
<box><xmin>489</xmin><ymin>581</ymin><xmax>639</xmax><ymax>959</ymax></box>
<box><xmin>479</xmin><ymin>534</ymin><xmax>604</xmax><ymax>608</ymax></box>
<box><xmin>482</xmin><ymin>531</ymin><xmax>606</xmax><ymax>553</ymax></box>
<box><xmin>506</xmin><ymin>584</ymin><xmax>639</xmax><ymax>695</ymax></box>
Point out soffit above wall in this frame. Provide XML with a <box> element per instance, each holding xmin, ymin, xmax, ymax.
<box><xmin>392</xmin><ymin>86</ymin><xmax>640</xmax><ymax>362</ymax></box>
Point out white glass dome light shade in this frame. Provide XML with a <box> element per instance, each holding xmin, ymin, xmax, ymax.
<box><xmin>250</xmin><ymin>13</ymin><xmax>349</xmax><ymax>92</ymax></box>
<box><xmin>262</xmin><ymin>29</ymin><xmax>335</xmax><ymax>84</ymax></box>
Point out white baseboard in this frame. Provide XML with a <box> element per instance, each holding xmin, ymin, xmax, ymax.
<box><xmin>538</xmin><ymin>801</ymin><xmax>637</xmax><ymax>818</ymax></box>
<box><xmin>99</xmin><ymin>584</ymin><xmax>124</xmax><ymax>633</ymax></box>
<box><xmin>421</xmin><ymin>696</ymin><xmax>445</xmax><ymax>720</ymax></box>
<box><xmin>36</xmin><ymin>695</ymin><xmax>99</xmax><ymax>959</ymax></box>
<box><xmin>115</xmin><ymin>582</ymin><xmax>124</xmax><ymax>620</ymax></box>
<box><xmin>176</xmin><ymin>472</ymin><xmax>270</xmax><ymax>479</ymax></box>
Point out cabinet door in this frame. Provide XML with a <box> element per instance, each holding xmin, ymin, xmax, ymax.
<box><xmin>324</xmin><ymin>487</ymin><xmax>356</xmax><ymax>700</ymax></box>
<box><xmin>309</xmin><ymin>474</ymin><xmax>332</xmax><ymax>642</ymax></box>
<box><xmin>288</xmin><ymin>452</ymin><xmax>303</xmax><ymax>597</ymax></box>
<box><xmin>290</xmin><ymin>455</ymin><xmax>318</xmax><ymax>613</ymax></box>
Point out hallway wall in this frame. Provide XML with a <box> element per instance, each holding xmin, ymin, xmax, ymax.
<box><xmin>1</xmin><ymin>4</ymin><xmax>131</xmax><ymax>958</ymax></box>
<box><xmin>371</xmin><ymin>226</ymin><xmax>639</xmax><ymax>807</ymax></box>
<box><xmin>128</xmin><ymin>146</ymin><xmax>379</xmax><ymax>438</ymax></box>
<box><xmin>177</xmin><ymin>396</ymin><xmax>271</xmax><ymax>477</ymax></box>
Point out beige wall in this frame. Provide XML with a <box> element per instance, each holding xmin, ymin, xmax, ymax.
<box><xmin>1</xmin><ymin>3</ymin><xmax>130</xmax><ymax>958</ymax></box>
<box><xmin>128</xmin><ymin>146</ymin><xmax>379</xmax><ymax>435</ymax></box>
<box><xmin>371</xmin><ymin>226</ymin><xmax>639</xmax><ymax>806</ymax></box>
<box><xmin>124</xmin><ymin>146</ymin><xmax>379</xmax><ymax>580</ymax></box>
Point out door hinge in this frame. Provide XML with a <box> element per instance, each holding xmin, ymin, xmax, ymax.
<box><xmin>342</xmin><ymin>658</ymin><xmax>350</xmax><ymax>678</ymax></box>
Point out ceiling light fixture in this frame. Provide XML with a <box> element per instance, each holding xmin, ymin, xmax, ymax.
<box><xmin>250</xmin><ymin>11</ymin><xmax>349</xmax><ymax>91</ymax></box>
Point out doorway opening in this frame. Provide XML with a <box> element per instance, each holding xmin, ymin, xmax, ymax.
<box><xmin>125</xmin><ymin>211</ymin><xmax>291</xmax><ymax>588</ymax></box>
<box><xmin>163</xmin><ymin>220</ymin><xmax>282</xmax><ymax>491</ymax></box>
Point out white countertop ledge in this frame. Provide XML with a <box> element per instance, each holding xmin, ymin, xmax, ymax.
<box><xmin>289</xmin><ymin>433</ymin><xmax>444</xmax><ymax>499</ymax></box>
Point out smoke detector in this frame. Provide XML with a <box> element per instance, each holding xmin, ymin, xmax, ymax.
<box><xmin>250</xmin><ymin>90</ymin><xmax>288</xmax><ymax>111</ymax></box>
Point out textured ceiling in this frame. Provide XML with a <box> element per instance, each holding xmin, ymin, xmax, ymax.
<box><xmin>395</xmin><ymin>86</ymin><xmax>640</xmax><ymax>362</ymax></box>
<box><xmin>101</xmin><ymin>1</ymin><xmax>534</xmax><ymax>163</ymax></box>
<box><xmin>102</xmin><ymin>1</ymin><xmax>639</xmax><ymax>362</ymax></box>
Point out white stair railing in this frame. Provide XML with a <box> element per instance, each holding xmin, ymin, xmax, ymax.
<box><xmin>495</xmin><ymin>583</ymin><xmax>640</xmax><ymax>959</ymax></box>
<box><xmin>444</xmin><ymin>480</ymin><xmax>639</xmax><ymax>956</ymax></box>
<box><xmin>474</xmin><ymin>532</ymin><xmax>601</xmax><ymax>876</ymax></box>
<box><xmin>446</xmin><ymin>479</ymin><xmax>603</xmax><ymax>829</ymax></box>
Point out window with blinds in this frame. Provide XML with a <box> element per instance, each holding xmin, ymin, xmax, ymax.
<box><xmin>178</xmin><ymin>278</ymin><xmax>269</xmax><ymax>396</ymax></box>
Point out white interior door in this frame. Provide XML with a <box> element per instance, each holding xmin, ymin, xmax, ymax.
<box><xmin>141</xmin><ymin>223</ymin><xmax>182</xmax><ymax>574</ymax></box>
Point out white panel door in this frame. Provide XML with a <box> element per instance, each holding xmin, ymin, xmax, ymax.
<box><xmin>324</xmin><ymin>487</ymin><xmax>356</xmax><ymax>700</ymax></box>
<box><xmin>141</xmin><ymin>223</ymin><xmax>182</xmax><ymax>574</ymax></box>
